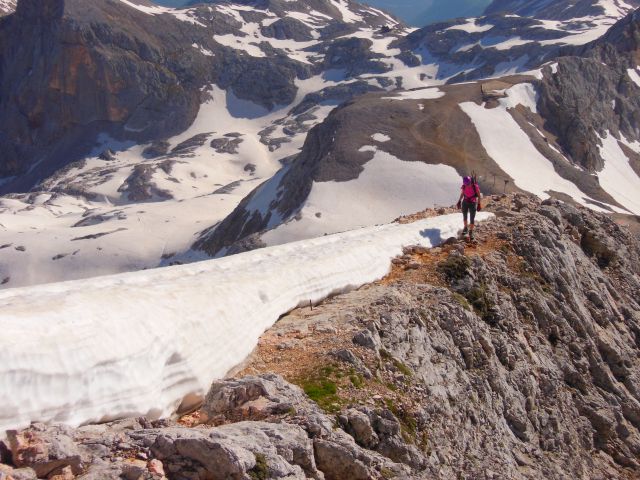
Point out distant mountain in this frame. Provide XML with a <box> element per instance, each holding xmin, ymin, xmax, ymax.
<box><xmin>196</xmin><ymin>7</ymin><xmax>640</xmax><ymax>255</ymax></box>
<box><xmin>396</xmin><ymin>0</ymin><xmax>640</xmax><ymax>82</ymax></box>
<box><xmin>156</xmin><ymin>0</ymin><xmax>494</xmax><ymax>26</ymax></box>
<box><xmin>0</xmin><ymin>0</ymin><xmax>414</xmax><ymax>287</ymax></box>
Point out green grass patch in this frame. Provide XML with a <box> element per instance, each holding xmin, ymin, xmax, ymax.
<box><xmin>248</xmin><ymin>453</ymin><xmax>269</xmax><ymax>480</ymax></box>
<box><xmin>452</xmin><ymin>292</ymin><xmax>471</xmax><ymax>311</ymax></box>
<box><xmin>298</xmin><ymin>364</ymin><xmax>342</xmax><ymax>412</ymax></box>
<box><xmin>379</xmin><ymin>349</ymin><xmax>413</xmax><ymax>377</ymax></box>
<box><xmin>381</xmin><ymin>467</ymin><xmax>396</xmax><ymax>479</ymax></box>
<box><xmin>350</xmin><ymin>374</ymin><xmax>364</xmax><ymax>389</ymax></box>
<box><xmin>437</xmin><ymin>255</ymin><xmax>470</xmax><ymax>282</ymax></box>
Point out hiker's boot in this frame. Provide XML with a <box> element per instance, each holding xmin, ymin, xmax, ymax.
<box><xmin>469</xmin><ymin>230</ymin><xmax>475</xmax><ymax>241</ymax></box>
<box><xmin>462</xmin><ymin>226</ymin><xmax>468</xmax><ymax>235</ymax></box>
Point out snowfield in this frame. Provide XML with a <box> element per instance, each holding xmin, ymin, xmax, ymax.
<box><xmin>459</xmin><ymin>84</ymin><xmax>632</xmax><ymax>214</ymax></box>
<box><xmin>262</xmin><ymin>147</ymin><xmax>463</xmax><ymax>245</ymax></box>
<box><xmin>0</xmin><ymin>212</ymin><xmax>492</xmax><ymax>434</ymax></box>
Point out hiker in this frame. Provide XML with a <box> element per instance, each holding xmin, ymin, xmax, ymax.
<box><xmin>456</xmin><ymin>176</ymin><xmax>482</xmax><ymax>240</ymax></box>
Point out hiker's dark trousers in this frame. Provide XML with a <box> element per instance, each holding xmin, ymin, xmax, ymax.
<box><xmin>462</xmin><ymin>200</ymin><xmax>477</xmax><ymax>225</ymax></box>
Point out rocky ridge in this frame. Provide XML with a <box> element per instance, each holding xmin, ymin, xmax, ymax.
<box><xmin>395</xmin><ymin>0</ymin><xmax>640</xmax><ymax>82</ymax></box>
<box><xmin>2</xmin><ymin>195</ymin><xmax>640</xmax><ymax>479</ymax></box>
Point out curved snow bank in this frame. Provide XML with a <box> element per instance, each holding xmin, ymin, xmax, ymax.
<box><xmin>0</xmin><ymin>212</ymin><xmax>491</xmax><ymax>433</ymax></box>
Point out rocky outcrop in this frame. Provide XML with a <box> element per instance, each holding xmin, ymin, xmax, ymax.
<box><xmin>536</xmin><ymin>9</ymin><xmax>640</xmax><ymax>171</ymax></box>
<box><xmin>2</xmin><ymin>196</ymin><xmax>640</xmax><ymax>479</ymax></box>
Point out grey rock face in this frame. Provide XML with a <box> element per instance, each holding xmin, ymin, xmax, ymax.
<box><xmin>5</xmin><ymin>425</ymin><xmax>83</xmax><ymax>478</ymax></box>
<box><xmin>136</xmin><ymin>422</ymin><xmax>318</xmax><ymax>480</ymax></box>
<box><xmin>261</xmin><ymin>17</ymin><xmax>315</xmax><ymax>41</ymax></box>
<box><xmin>396</xmin><ymin>0</ymin><xmax>640</xmax><ymax>83</ymax></box>
<box><xmin>345</xmin><ymin>196</ymin><xmax>640</xmax><ymax>478</ymax></box>
<box><xmin>532</xmin><ymin>9</ymin><xmax>640</xmax><ymax>172</ymax></box>
<box><xmin>0</xmin><ymin>0</ymin><xmax>403</xmax><ymax>192</ymax></box>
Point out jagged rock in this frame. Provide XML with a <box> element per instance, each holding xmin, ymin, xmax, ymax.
<box><xmin>313</xmin><ymin>440</ymin><xmax>370</xmax><ymax>480</ymax></box>
<box><xmin>172</xmin><ymin>134</ymin><xmax>214</xmax><ymax>155</ymax></box>
<box><xmin>201</xmin><ymin>374</ymin><xmax>333</xmax><ymax>436</ymax></box>
<box><xmin>98</xmin><ymin>149</ymin><xmax>115</xmax><ymax>161</ymax></box>
<box><xmin>210</xmin><ymin>137</ymin><xmax>243</xmax><ymax>155</ymax></box>
<box><xmin>352</xmin><ymin>329</ymin><xmax>381</xmax><ymax>350</ymax></box>
<box><xmin>260</xmin><ymin>17</ymin><xmax>314</xmax><ymax>41</ymax></box>
<box><xmin>0</xmin><ymin>465</ymin><xmax>37</xmax><ymax>480</ymax></box>
<box><xmin>142</xmin><ymin>141</ymin><xmax>171</xmax><ymax>159</ymax></box>
<box><xmin>329</xmin><ymin>349</ymin><xmax>372</xmax><ymax>379</ymax></box>
<box><xmin>133</xmin><ymin>422</ymin><xmax>320</xmax><ymax>480</ymax></box>
<box><xmin>5</xmin><ymin>427</ymin><xmax>83</xmax><ymax>478</ymax></box>
<box><xmin>117</xmin><ymin>165</ymin><xmax>172</xmax><ymax>202</ymax></box>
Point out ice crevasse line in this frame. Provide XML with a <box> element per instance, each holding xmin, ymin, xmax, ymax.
<box><xmin>0</xmin><ymin>212</ymin><xmax>492</xmax><ymax>433</ymax></box>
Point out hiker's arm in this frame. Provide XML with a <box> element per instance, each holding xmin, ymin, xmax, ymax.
<box><xmin>456</xmin><ymin>190</ymin><xmax>463</xmax><ymax>208</ymax></box>
<box><xmin>476</xmin><ymin>186</ymin><xmax>482</xmax><ymax>210</ymax></box>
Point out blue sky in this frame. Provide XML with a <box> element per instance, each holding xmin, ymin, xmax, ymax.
<box><xmin>154</xmin><ymin>0</ymin><xmax>493</xmax><ymax>26</ymax></box>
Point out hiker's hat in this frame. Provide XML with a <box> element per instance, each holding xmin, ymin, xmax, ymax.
<box><xmin>463</xmin><ymin>176</ymin><xmax>472</xmax><ymax>185</ymax></box>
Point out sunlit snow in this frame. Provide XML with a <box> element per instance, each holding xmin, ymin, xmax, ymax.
<box><xmin>0</xmin><ymin>212</ymin><xmax>492</xmax><ymax>433</ymax></box>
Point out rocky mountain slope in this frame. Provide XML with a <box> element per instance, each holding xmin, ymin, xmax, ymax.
<box><xmin>396</xmin><ymin>0</ymin><xmax>640</xmax><ymax>82</ymax></box>
<box><xmin>198</xmin><ymin>6</ymin><xmax>640</xmax><ymax>256</ymax></box>
<box><xmin>0</xmin><ymin>0</ymin><xmax>14</xmax><ymax>16</ymax></box>
<box><xmin>2</xmin><ymin>195</ymin><xmax>640</xmax><ymax>479</ymax></box>
<box><xmin>0</xmin><ymin>0</ymin><xmax>417</xmax><ymax>288</ymax></box>
<box><xmin>0</xmin><ymin>0</ymin><xmax>639</xmax><ymax>290</ymax></box>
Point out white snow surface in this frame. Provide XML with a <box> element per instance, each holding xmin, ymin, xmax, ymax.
<box><xmin>627</xmin><ymin>68</ymin><xmax>640</xmax><ymax>88</ymax></box>
<box><xmin>371</xmin><ymin>133</ymin><xmax>391</xmax><ymax>142</ymax></box>
<box><xmin>0</xmin><ymin>213</ymin><xmax>491</xmax><ymax>433</ymax></box>
<box><xmin>262</xmin><ymin>148</ymin><xmax>463</xmax><ymax>245</ymax></box>
<box><xmin>382</xmin><ymin>88</ymin><xmax>445</xmax><ymax>101</ymax></box>
<box><xmin>597</xmin><ymin>132</ymin><xmax>640</xmax><ymax>215</ymax></box>
<box><xmin>446</xmin><ymin>19</ymin><xmax>494</xmax><ymax>33</ymax></box>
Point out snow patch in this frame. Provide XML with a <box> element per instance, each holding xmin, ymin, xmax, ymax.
<box><xmin>447</xmin><ymin>19</ymin><xmax>493</xmax><ymax>33</ymax></box>
<box><xmin>371</xmin><ymin>133</ymin><xmax>391</xmax><ymax>142</ymax></box>
<box><xmin>597</xmin><ymin>132</ymin><xmax>640</xmax><ymax>215</ymax></box>
<box><xmin>500</xmin><ymin>83</ymin><xmax>538</xmax><ymax>113</ymax></box>
<box><xmin>627</xmin><ymin>68</ymin><xmax>640</xmax><ymax>88</ymax></box>
<box><xmin>262</xmin><ymin>148</ymin><xmax>464</xmax><ymax>245</ymax></box>
<box><xmin>459</xmin><ymin>98</ymin><xmax>615</xmax><ymax>212</ymax></box>
<box><xmin>382</xmin><ymin>88</ymin><xmax>444</xmax><ymax>101</ymax></box>
<box><xmin>0</xmin><ymin>212</ymin><xmax>492</xmax><ymax>433</ymax></box>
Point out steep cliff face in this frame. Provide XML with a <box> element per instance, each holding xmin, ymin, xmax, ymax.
<box><xmin>0</xmin><ymin>0</ymin><xmax>202</xmax><ymax>182</ymax></box>
<box><xmin>537</xmin><ymin>9</ymin><xmax>640</xmax><ymax>172</ymax></box>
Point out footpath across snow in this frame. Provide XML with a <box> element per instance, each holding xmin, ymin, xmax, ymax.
<box><xmin>0</xmin><ymin>212</ymin><xmax>492</xmax><ymax>433</ymax></box>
